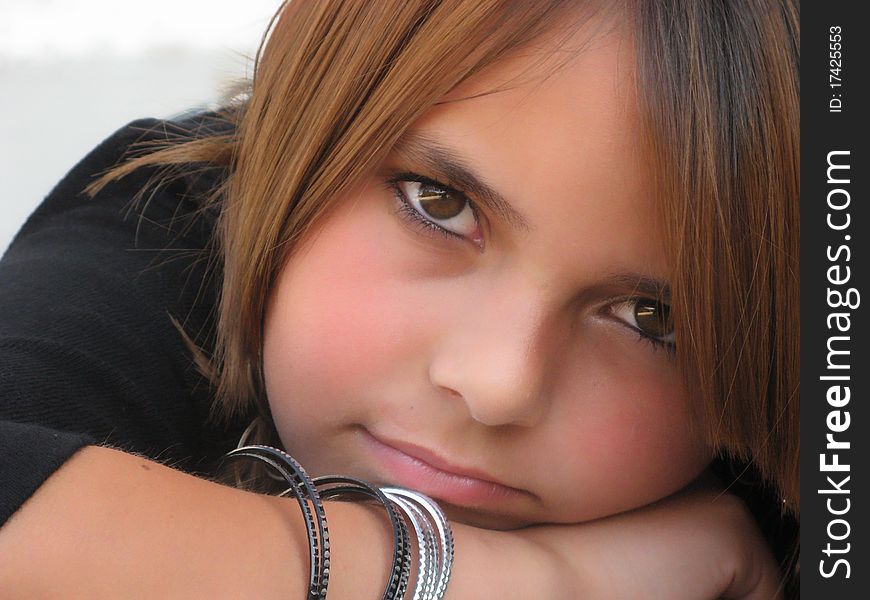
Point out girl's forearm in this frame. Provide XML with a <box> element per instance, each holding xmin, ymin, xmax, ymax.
<box><xmin>0</xmin><ymin>445</ymin><xmax>394</xmax><ymax>599</ymax></box>
<box><xmin>0</xmin><ymin>445</ymin><xmax>559</xmax><ymax>599</ymax></box>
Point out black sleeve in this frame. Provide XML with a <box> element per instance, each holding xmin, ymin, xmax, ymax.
<box><xmin>0</xmin><ymin>117</ymin><xmax>235</xmax><ymax>527</ymax></box>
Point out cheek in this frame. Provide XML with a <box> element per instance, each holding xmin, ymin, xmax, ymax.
<box><xmin>263</xmin><ymin>197</ymin><xmax>411</xmax><ymax>430</ymax></box>
<box><xmin>548</xmin><ymin>347</ymin><xmax>711</xmax><ymax>519</ymax></box>
<box><xmin>590</xmin><ymin>395</ymin><xmax>707</xmax><ymax>479</ymax></box>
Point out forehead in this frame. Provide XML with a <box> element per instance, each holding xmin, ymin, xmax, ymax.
<box><xmin>402</xmin><ymin>20</ymin><xmax>668</xmax><ymax>283</ymax></box>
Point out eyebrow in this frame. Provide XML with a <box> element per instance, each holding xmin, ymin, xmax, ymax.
<box><xmin>391</xmin><ymin>131</ymin><xmax>533</xmax><ymax>233</ymax></box>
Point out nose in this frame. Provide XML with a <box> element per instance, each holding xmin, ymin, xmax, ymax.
<box><xmin>427</xmin><ymin>294</ymin><xmax>554</xmax><ymax>428</ymax></box>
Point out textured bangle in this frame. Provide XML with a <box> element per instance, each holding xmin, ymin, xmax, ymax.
<box><xmin>315</xmin><ymin>475</ymin><xmax>412</xmax><ymax>600</ymax></box>
<box><xmin>223</xmin><ymin>445</ymin><xmax>330</xmax><ymax>600</ymax></box>
<box><xmin>383</xmin><ymin>491</ymin><xmax>437</xmax><ymax>600</ymax></box>
<box><xmin>222</xmin><ymin>446</ymin><xmax>452</xmax><ymax>600</ymax></box>
<box><xmin>381</xmin><ymin>487</ymin><xmax>454</xmax><ymax>600</ymax></box>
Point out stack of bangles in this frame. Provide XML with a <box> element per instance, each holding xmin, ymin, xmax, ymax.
<box><xmin>223</xmin><ymin>445</ymin><xmax>455</xmax><ymax>600</ymax></box>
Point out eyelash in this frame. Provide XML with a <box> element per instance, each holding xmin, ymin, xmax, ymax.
<box><xmin>386</xmin><ymin>172</ymin><xmax>480</xmax><ymax>243</ymax></box>
<box><xmin>631</xmin><ymin>321</ymin><xmax>676</xmax><ymax>356</ymax></box>
<box><xmin>385</xmin><ymin>172</ymin><xmax>676</xmax><ymax>357</ymax></box>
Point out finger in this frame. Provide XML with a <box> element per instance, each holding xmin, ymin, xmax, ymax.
<box><xmin>722</xmin><ymin>547</ymin><xmax>784</xmax><ymax>600</ymax></box>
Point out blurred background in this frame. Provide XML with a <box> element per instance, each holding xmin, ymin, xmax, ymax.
<box><xmin>0</xmin><ymin>0</ymin><xmax>282</xmax><ymax>254</ymax></box>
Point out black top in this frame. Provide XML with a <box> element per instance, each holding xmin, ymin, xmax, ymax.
<box><xmin>0</xmin><ymin>115</ymin><xmax>245</xmax><ymax>526</ymax></box>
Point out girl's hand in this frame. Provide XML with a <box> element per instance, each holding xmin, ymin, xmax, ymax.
<box><xmin>508</xmin><ymin>476</ymin><xmax>783</xmax><ymax>599</ymax></box>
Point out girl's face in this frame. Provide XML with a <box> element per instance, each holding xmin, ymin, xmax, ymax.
<box><xmin>263</xmin><ymin>24</ymin><xmax>712</xmax><ymax>529</ymax></box>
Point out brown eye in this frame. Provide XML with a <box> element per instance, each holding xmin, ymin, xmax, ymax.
<box><xmin>396</xmin><ymin>180</ymin><xmax>478</xmax><ymax>237</ymax></box>
<box><xmin>417</xmin><ymin>185</ymin><xmax>465</xmax><ymax>220</ymax></box>
<box><xmin>632</xmin><ymin>300</ymin><xmax>673</xmax><ymax>339</ymax></box>
<box><xmin>610</xmin><ymin>298</ymin><xmax>674</xmax><ymax>345</ymax></box>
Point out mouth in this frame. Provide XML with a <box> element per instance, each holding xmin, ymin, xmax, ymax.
<box><xmin>359</xmin><ymin>428</ymin><xmax>532</xmax><ymax>508</ymax></box>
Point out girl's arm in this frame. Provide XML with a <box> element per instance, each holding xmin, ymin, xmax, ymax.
<box><xmin>0</xmin><ymin>444</ymin><xmax>780</xmax><ymax>600</ymax></box>
<box><xmin>516</xmin><ymin>475</ymin><xmax>786</xmax><ymax>600</ymax></box>
<box><xmin>0</xmin><ymin>445</ymin><xmax>557</xmax><ymax>599</ymax></box>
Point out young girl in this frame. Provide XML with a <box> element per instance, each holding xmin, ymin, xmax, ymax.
<box><xmin>0</xmin><ymin>0</ymin><xmax>799</xmax><ymax>598</ymax></box>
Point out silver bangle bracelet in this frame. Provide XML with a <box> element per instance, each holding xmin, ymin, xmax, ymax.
<box><xmin>381</xmin><ymin>487</ymin><xmax>454</xmax><ymax>600</ymax></box>
<box><xmin>384</xmin><ymin>493</ymin><xmax>437</xmax><ymax>600</ymax></box>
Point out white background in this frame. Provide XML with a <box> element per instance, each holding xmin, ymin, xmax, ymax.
<box><xmin>0</xmin><ymin>0</ymin><xmax>282</xmax><ymax>253</ymax></box>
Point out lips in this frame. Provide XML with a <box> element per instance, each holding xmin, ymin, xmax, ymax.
<box><xmin>360</xmin><ymin>429</ymin><xmax>531</xmax><ymax>507</ymax></box>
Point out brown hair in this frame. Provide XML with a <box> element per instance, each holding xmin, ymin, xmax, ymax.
<box><xmin>88</xmin><ymin>0</ymin><xmax>799</xmax><ymax>593</ymax></box>
<box><xmin>638</xmin><ymin>0</ymin><xmax>800</xmax><ymax>509</ymax></box>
